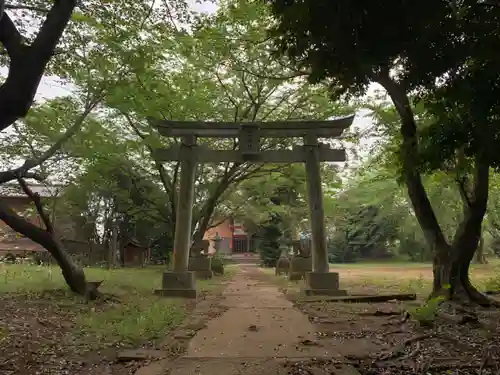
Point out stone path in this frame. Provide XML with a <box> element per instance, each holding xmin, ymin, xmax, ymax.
<box><xmin>138</xmin><ymin>265</ymin><xmax>354</xmax><ymax>375</ymax></box>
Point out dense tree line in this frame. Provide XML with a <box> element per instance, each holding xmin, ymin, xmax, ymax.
<box><xmin>0</xmin><ymin>0</ymin><xmax>499</xmax><ymax>306</ymax></box>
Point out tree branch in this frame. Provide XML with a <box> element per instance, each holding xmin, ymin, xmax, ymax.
<box><xmin>0</xmin><ymin>103</ymin><xmax>97</xmax><ymax>184</ymax></box>
<box><xmin>215</xmin><ymin>69</ymin><xmax>240</xmax><ymax>111</ymax></box>
<box><xmin>233</xmin><ymin>65</ymin><xmax>309</xmax><ymax>81</ymax></box>
<box><xmin>376</xmin><ymin>74</ymin><xmax>448</xmax><ymax>249</ymax></box>
<box><xmin>0</xmin><ymin>0</ymin><xmax>78</xmax><ymax>131</ymax></box>
<box><xmin>121</xmin><ymin>111</ymin><xmax>178</xmax><ymax>220</ymax></box>
<box><xmin>16</xmin><ymin>177</ymin><xmax>54</xmax><ymax>233</ymax></box>
<box><xmin>456</xmin><ymin>176</ymin><xmax>473</xmax><ymax>208</ymax></box>
<box><xmin>5</xmin><ymin>4</ymin><xmax>49</xmax><ymax>13</ymax></box>
<box><xmin>0</xmin><ymin>11</ymin><xmax>24</xmax><ymax>59</ymax></box>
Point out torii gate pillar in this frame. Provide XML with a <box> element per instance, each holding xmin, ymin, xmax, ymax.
<box><xmin>303</xmin><ymin>134</ymin><xmax>346</xmax><ymax>296</ymax></box>
<box><xmin>155</xmin><ymin>135</ymin><xmax>198</xmax><ymax>298</ymax></box>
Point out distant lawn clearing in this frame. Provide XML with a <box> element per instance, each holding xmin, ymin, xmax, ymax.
<box><xmin>261</xmin><ymin>261</ymin><xmax>499</xmax><ymax>298</ymax></box>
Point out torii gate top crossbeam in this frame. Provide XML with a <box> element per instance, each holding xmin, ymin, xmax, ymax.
<box><xmin>149</xmin><ymin>115</ymin><xmax>354</xmax><ymax>138</ymax></box>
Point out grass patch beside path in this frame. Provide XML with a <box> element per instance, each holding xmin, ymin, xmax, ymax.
<box><xmin>260</xmin><ymin>261</ymin><xmax>500</xmax><ymax>299</ymax></box>
<box><xmin>0</xmin><ymin>264</ymin><xmax>233</xmax><ymax>373</ymax></box>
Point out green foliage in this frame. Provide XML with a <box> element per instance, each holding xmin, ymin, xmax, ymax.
<box><xmin>327</xmin><ymin>204</ymin><xmax>399</xmax><ymax>263</ymax></box>
<box><xmin>398</xmin><ymin>235</ymin><xmax>431</xmax><ymax>262</ymax></box>
<box><xmin>259</xmin><ymin>214</ymin><xmax>284</xmax><ymax>268</ymax></box>
<box><xmin>31</xmin><ymin>0</ymin><xmax>353</xmax><ymax>251</ymax></box>
<box><xmin>77</xmin><ymin>297</ymin><xmax>185</xmax><ymax>346</ymax></box>
<box><xmin>267</xmin><ymin>1</ymin><xmax>500</xmax><ymax>291</ymax></box>
<box><xmin>409</xmin><ymin>295</ymin><xmax>445</xmax><ymax>326</ymax></box>
<box><xmin>327</xmin><ymin>234</ymin><xmax>358</xmax><ymax>264</ymax></box>
<box><xmin>228</xmin><ymin>164</ymin><xmax>339</xmax><ymax>236</ymax></box>
<box><xmin>210</xmin><ymin>256</ymin><xmax>225</xmax><ymax>276</ymax></box>
<box><xmin>268</xmin><ymin>0</ymin><xmax>492</xmax><ymax>98</ymax></box>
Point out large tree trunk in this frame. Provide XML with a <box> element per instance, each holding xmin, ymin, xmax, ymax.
<box><xmin>433</xmin><ymin>243</ymin><xmax>490</xmax><ymax>305</ymax></box>
<box><xmin>436</xmin><ymin>158</ymin><xmax>490</xmax><ymax>304</ymax></box>
<box><xmin>378</xmin><ymin>75</ymin><xmax>491</xmax><ymax>304</ymax></box>
<box><xmin>0</xmin><ymin>201</ymin><xmax>101</xmax><ymax>299</ymax></box>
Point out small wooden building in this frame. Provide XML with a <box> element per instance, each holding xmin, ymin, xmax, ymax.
<box><xmin>122</xmin><ymin>239</ymin><xmax>150</xmax><ymax>267</ymax></box>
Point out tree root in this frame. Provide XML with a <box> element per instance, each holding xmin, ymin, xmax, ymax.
<box><xmin>437</xmin><ymin>310</ymin><xmax>481</xmax><ymax>326</ymax></box>
<box><xmin>373</xmin><ymin>331</ymin><xmax>479</xmax><ymax>364</ymax></box>
<box><xmin>375</xmin><ymin>333</ymin><xmax>433</xmax><ymax>362</ymax></box>
<box><xmin>84</xmin><ymin>280</ymin><xmax>103</xmax><ymax>301</ymax></box>
<box><xmin>303</xmin><ymin>293</ymin><xmax>416</xmax><ymax>303</ymax></box>
<box><xmin>359</xmin><ymin>310</ymin><xmax>402</xmax><ymax>317</ymax></box>
<box><xmin>369</xmin><ymin>361</ymin><xmax>497</xmax><ymax>372</ymax></box>
<box><xmin>485</xmin><ymin>290</ymin><xmax>500</xmax><ymax>295</ymax></box>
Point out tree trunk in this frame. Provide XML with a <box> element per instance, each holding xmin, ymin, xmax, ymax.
<box><xmin>432</xmin><ymin>243</ymin><xmax>490</xmax><ymax>306</ymax></box>
<box><xmin>0</xmin><ymin>202</ymin><xmax>101</xmax><ymax>299</ymax></box>
<box><xmin>118</xmin><ymin>218</ymin><xmax>130</xmax><ymax>267</ymax></box>
<box><xmin>190</xmin><ymin>194</ymin><xmax>222</xmax><ymax>249</ymax></box>
<box><xmin>0</xmin><ymin>0</ymin><xmax>78</xmax><ymax>130</ymax></box>
<box><xmin>431</xmin><ymin>158</ymin><xmax>490</xmax><ymax>304</ymax></box>
<box><xmin>107</xmin><ymin>222</ymin><xmax>118</xmax><ymax>269</ymax></box>
<box><xmin>377</xmin><ymin>75</ymin><xmax>491</xmax><ymax>305</ymax></box>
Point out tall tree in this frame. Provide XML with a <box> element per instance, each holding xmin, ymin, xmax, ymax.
<box><xmin>267</xmin><ymin>0</ymin><xmax>500</xmax><ymax>303</ymax></box>
<box><xmin>0</xmin><ymin>0</ymin><xmax>188</xmax><ymax>296</ymax></box>
<box><xmin>60</xmin><ymin>0</ymin><xmax>351</xmax><ymax>248</ymax></box>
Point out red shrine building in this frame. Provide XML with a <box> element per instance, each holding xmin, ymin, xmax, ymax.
<box><xmin>203</xmin><ymin>218</ymin><xmax>253</xmax><ymax>255</ymax></box>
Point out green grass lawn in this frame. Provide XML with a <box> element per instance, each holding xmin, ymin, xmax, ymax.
<box><xmin>262</xmin><ymin>260</ymin><xmax>500</xmax><ymax>298</ymax></box>
<box><xmin>0</xmin><ymin>264</ymin><xmax>235</xmax><ymax>349</ymax></box>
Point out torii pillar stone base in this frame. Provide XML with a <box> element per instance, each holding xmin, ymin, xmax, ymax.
<box><xmin>154</xmin><ymin>271</ymin><xmax>197</xmax><ymax>299</ymax></box>
<box><xmin>302</xmin><ymin>272</ymin><xmax>347</xmax><ymax>297</ymax></box>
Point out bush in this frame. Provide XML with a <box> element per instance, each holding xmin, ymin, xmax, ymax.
<box><xmin>327</xmin><ymin>234</ymin><xmax>359</xmax><ymax>263</ymax></box>
<box><xmin>258</xmin><ymin>218</ymin><xmax>283</xmax><ymax>268</ymax></box>
<box><xmin>410</xmin><ymin>295</ymin><xmax>445</xmax><ymax>327</ymax></box>
<box><xmin>490</xmin><ymin>236</ymin><xmax>500</xmax><ymax>258</ymax></box>
<box><xmin>259</xmin><ymin>245</ymin><xmax>282</xmax><ymax>267</ymax></box>
<box><xmin>398</xmin><ymin>235</ymin><xmax>431</xmax><ymax>261</ymax></box>
<box><xmin>211</xmin><ymin>256</ymin><xmax>224</xmax><ymax>275</ymax></box>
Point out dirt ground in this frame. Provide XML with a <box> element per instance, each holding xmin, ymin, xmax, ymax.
<box><xmin>2</xmin><ymin>264</ymin><xmax>500</xmax><ymax>375</ymax></box>
<box><xmin>294</xmin><ymin>296</ymin><xmax>500</xmax><ymax>374</ymax></box>
<box><xmin>0</xmin><ymin>290</ymin><xmax>196</xmax><ymax>375</ymax></box>
<box><xmin>0</xmin><ymin>266</ymin><xmax>232</xmax><ymax>375</ymax></box>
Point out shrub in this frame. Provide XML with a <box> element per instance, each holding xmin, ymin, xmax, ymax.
<box><xmin>211</xmin><ymin>256</ymin><xmax>224</xmax><ymax>275</ymax></box>
<box><xmin>409</xmin><ymin>295</ymin><xmax>445</xmax><ymax>326</ymax></box>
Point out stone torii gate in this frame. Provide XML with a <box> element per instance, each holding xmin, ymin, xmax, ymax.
<box><xmin>150</xmin><ymin>116</ymin><xmax>354</xmax><ymax>298</ymax></box>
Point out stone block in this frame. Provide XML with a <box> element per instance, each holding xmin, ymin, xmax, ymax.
<box><xmin>154</xmin><ymin>271</ymin><xmax>197</xmax><ymax>298</ymax></box>
<box><xmin>188</xmin><ymin>256</ymin><xmax>213</xmax><ymax>279</ymax></box>
<box><xmin>288</xmin><ymin>272</ymin><xmax>303</xmax><ymax>281</ymax></box>
<box><xmin>288</xmin><ymin>256</ymin><xmax>312</xmax><ymax>280</ymax></box>
<box><xmin>275</xmin><ymin>256</ymin><xmax>290</xmax><ymax>276</ymax></box>
<box><xmin>303</xmin><ymin>271</ymin><xmax>347</xmax><ymax>296</ymax></box>
<box><xmin>195</xmin><ymin>269</ymin><xmax>214</xmax><ymax>279</ymax></box>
